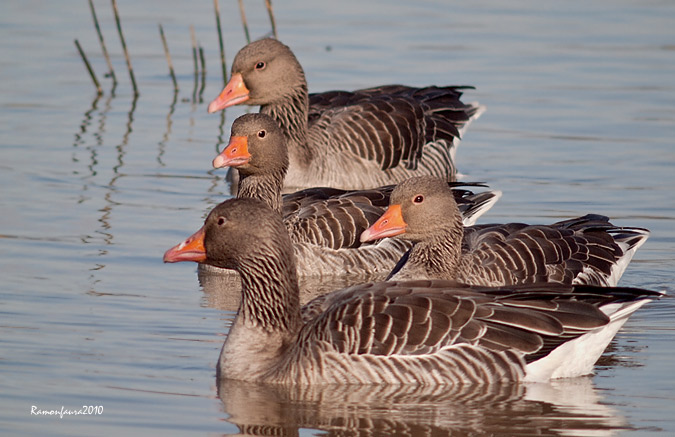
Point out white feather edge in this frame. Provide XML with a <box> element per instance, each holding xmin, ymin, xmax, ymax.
<box><xmin>524</xmin><ymin>297</ymin><xmax>656</xmax><ymax>382</ymax></box>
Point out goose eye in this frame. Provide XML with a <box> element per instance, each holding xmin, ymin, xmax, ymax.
<box><xmin>413</xmin><ymin>195</ymin><xmax>424</xmax><ymax>204</ymax></box>
<box><xmin>217</xmin><ymin>217</ymin><xmax>226</xmax><ymax>226</ymax></box>
<box><xmin>258</xmin><ymin>129</ymin><xmax>266</xmax><ymax>138</ymax></box>
<box><xmin>255</xmin><ymin>61</ymin><xmax>266</xmax><ymax>70</ymax></box>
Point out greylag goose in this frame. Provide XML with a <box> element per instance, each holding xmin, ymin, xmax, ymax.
<box><xmin>361</xmin><ymin>176</ymin><xmax>649</xmax><ymax>286</ymax></box>
<box><xmin>207</xmin><ymin>38</ymin><xmax>485</xmax><ymax>190</ymax></box>
<box><xmin>163</xmin><ymin>197</ymin><xmax>662</xmax><ymax>385</ymax></box>
<box><xmin>208</xmin><ymin>113</ymin><xmax>500</xmax><ymax>277</ymax></box>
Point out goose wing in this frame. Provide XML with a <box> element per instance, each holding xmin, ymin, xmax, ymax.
<box><xmin>299</xmin><ymin>281</ymin><xmax>615</xmax><ymax>361</ymax></box>
<box><xmin>282</xmin><ymin>187</ymin><xmax>393</xmax><ymax>250</ymax></box>
<box><xmin>308</xmin><ymin>86</ymin><xmax>482</xmax><ymax>171</ymax></box>
<box><xmin>283</xmin><ymin>184</ymin><xmax>498</xmax><ymax>250</ymax></box>
<box><xmin>458</xmin><ymin>214</ymin><xmax>629</xmax><ymax>286</ymax></box>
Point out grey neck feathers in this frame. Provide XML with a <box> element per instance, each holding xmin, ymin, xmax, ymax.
<box><xmin>261</xmin><ymin>84</ymin><xmax>313</xmax><ymax>167</ymax></box>
<box><xmin>237</xmin><ymin>243</ymin><xmax>301</xmax><ymax>335</ymax></box>
<box><xmin>409</xmin><ymin>224</ymin><xmax>464</xmax><ymax>279</ymax></box>
<box><xmin>237</xmin><ymin>169</ymin><xmax>286</xmax><ymax>213</ymax></box>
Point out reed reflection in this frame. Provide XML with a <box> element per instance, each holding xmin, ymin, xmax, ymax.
<box><xmin>71</xmin><ymin>91</ymin><xmax>138</xmax><ymax>290</ymax></box>
<box><xmin>72</xmin><ymin>93</ymin><xmax>100</xmax><ymax>150</ymax></box>
<box><xmin>157</xmin><ymin>91</ymin><xmax>178</xmax><ymax>167</ymax></box>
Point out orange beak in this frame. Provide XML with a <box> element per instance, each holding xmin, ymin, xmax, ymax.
<box><xmin>207</xmin><ymin>73</ymin><xmax>250</xmax><ymax>113</ymax></box>
<box><xmin>360</xmin><ymin>204</ymin><xmax>407</xmax><ymax>242</ymax></box>
<box><xmin>163</xmin><ymin>227</ymin><xmax>207</xmax><ymax>263</ymax></box>
<box><xmin>213</xmin><ymin>136</ymin><xmax>251</xmax><ymax>168</ymax></box>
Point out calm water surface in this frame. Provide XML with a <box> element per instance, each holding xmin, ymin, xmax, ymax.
<box><xmin>1</xmin><ymin>0</ymin><xmax>674</xmax><ymax>435</ymax></box>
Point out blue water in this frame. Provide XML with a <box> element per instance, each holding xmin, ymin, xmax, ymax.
<box><xmin>1</xmin><ymin>0</ymin><xmax>674</xmax><ymax>435</ymax></box>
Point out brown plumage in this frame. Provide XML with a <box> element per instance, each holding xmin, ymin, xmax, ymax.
<box><xmin>211</xmin><ymin>114</ymin><xmax>500</xmax><ymax>277</ymax></box>
<box><xmin>361</xmin><ymin>176</ymin><xmax>650</xmax><ymax>286</ymax></box>
<box><xmin>164</xmin><ymin>198</ymin><xmax>661</xmax><ymax>385</ymax></box>
<box><xmin>208</xmin><ymin>39</ymin><xmax>485</xmax><ymax>190</ymax></box>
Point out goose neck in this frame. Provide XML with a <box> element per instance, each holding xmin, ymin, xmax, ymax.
<box><xmin>237</xmin><ymin>251</ymin><xmax>302</xmax><ymax>335</ymax></box>
<box><xmin>261</xmin><ymin>86</ymin><xmax>313</xmax><ymax>167</ymax></box>
<box><xmin>409</xmin><ymin>227</ymin><xmax>464</xmax><ymax>279</ymax></box>
<box><xmin>237</xmin><ymin>169</ymin><xmax>285</xmax><ymax>213</ymax></box>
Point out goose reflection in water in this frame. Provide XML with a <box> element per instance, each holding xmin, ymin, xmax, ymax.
<box><xmin>218</xmin><ymin>377</ymin><xmax>627</xmax><ymax>436</ymax></box>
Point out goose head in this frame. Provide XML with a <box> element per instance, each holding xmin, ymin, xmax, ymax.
<box><xmin>360</xmin><ymin>176</ymin><xmax>463</xmax><ymax>243</ymax></box>
<box><xmin>208</xmin><ymin>38</ymin><xmax>306</xmax><ymax>112</ymax></box>
<box><xmin>164</xmin><ymin>197</ymin><xmax>294</xmax><ymax>274</ymax></box>
<box><xmin>212</xmin><ymin>113</ymin><xmax>289</xmax><ymax>178</ymax></box>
